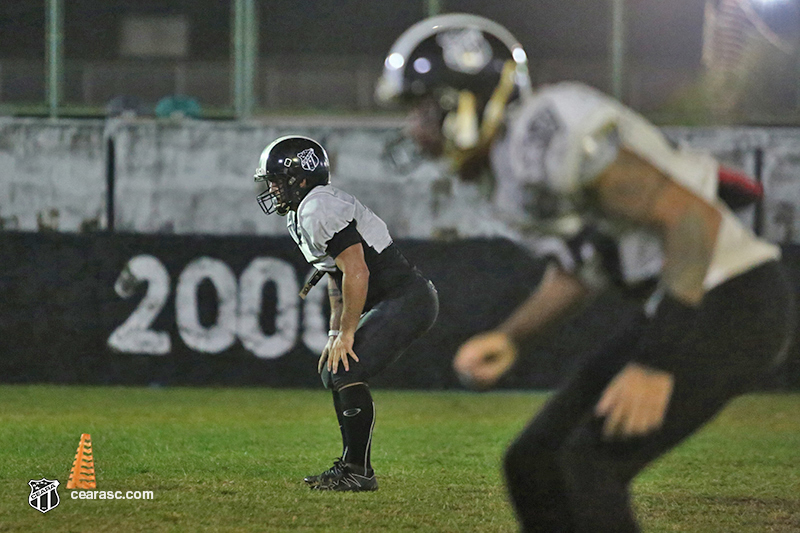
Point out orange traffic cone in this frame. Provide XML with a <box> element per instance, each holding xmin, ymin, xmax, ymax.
<box><xmin>66</xmin><ymin>433</ymin><xmax>96</xmax><ymax>489</ymax></box>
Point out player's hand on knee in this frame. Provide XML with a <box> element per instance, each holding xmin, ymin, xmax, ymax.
<box><xmin>328</xmin><ymin>332</ymin><xmax>359</xmax><ymax>374</ymax></box>
<box><xmin>595</xmin><ymin>362</ymin><xmax>674</xmax><ymax>439</ymax></box>
<box><xmin>454</xmin><ymin>331</ymin><xmax>518</xmax><ymax>390</ymax></box>
<box><xmin>317</xmin><ymin>338</ymin><xmax>335</xmax><ymax>374</ymax></box>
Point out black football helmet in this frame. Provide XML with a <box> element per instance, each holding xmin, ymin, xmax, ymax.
<box><xmin>376</xmin><ymin>14</ymin><xmax>531</xmax><ymax>171</ymax></box>
<box><xmin>254</xmin><ymin>136</ymin><xmax>330</xmax><ymax>215</ymax></box>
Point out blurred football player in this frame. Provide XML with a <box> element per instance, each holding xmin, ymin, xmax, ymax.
<box><xmin>377</xmin><ymin>13</ymin><xmax>795</xmax><ymax>532</ymax></box>
<box><xmin>254</xmin><ymin>136</ymin><xmax>439</xmax><ymax>491</ymax></box>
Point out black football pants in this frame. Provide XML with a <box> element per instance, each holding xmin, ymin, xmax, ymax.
<box><xmin>321</xmin><ymin>272</ymin><xmax>439</xmax><ymax>391</ymax></box>
<box><xmin>504</xmin><ymin>260</ymin><xmax>795</xmax><ymax>533</ymax></box>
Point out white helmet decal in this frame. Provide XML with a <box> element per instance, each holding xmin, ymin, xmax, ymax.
<box><xmin>298</xmin><ymin>148</ymin><xmax>320</xmax><ymax>171</ymax></box>
<box><xmin>437</xmin><ymin>28</ymin><xmax>493</xmax><ymax>74</ymax></box>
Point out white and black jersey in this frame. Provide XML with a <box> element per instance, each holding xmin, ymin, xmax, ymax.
<box><xmin>287</xmin><ymin>184</ymin><xmax>417</xmax><ymax>310</ymax></box>
<box><xmin>490</xmin><ymin>82</ymin><xmax>781</xmax><ymax>297</ymax></box>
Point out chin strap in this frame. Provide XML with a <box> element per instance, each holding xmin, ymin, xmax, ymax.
<box><xmin>442</xmin><ymin>60</ymin><xmax>519</xmax><ymax>173</ymax></box>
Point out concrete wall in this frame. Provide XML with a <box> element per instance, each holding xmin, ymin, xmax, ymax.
<box><xmin>108</xmin><ymin>117</ymin><xmax>513</xmax><ymax>240</ymax></box>
<box><xmin>1</xmin><ymin>116</ymin><xmax>510</xmax><ymax>240</ymax></box>
<box><xmin>0</xmin><ymin>118</ymin><xmax>107</xmax><ymax>232</ymax></box>
<box><xmin>3</xmin><ymin>117</ymin><xmax>800</xmax><ymax>243</ymax></box>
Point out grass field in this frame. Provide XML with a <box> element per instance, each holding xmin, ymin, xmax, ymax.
<box><xmin>0</xmin><ymin>386</ymin><xmax>798</xmax><ymax>532</ymax></box>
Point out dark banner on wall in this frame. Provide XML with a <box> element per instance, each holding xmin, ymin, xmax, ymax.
<box><xmin>0</xmin><ymin>232</ymin><xmax>798</xmax><ymax>390</ymax></box>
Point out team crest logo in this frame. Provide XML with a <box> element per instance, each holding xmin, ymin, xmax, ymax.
<box><xmin>298</xmin><ymin>148</ymin><xmax>320</xmax><ymax>171</ymax></box>
<box><xmin>437</xmin><ymin>28</ymin><xmax>493</xmax><ymax>74</ymax></box>
<box><xmin>28</xmin><ymin>478</ymin><xmax>60</xmax><ymax>513</ymax></box>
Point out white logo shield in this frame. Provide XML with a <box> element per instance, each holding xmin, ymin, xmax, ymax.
<box><xmin>298</xmin><ymin>148</ymin><xmax>320</xmax><ymax>171</ymax></box>
<box><xmin>28</xmin><ymin>478</ymin><xmax>60</xmax><ymax>513</ymax></box>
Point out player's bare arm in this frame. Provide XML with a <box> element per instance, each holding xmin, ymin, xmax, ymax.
<box><xmin>454</xmin><ymin>263</ymin><xmax>591</xmax><ymax>389</ymax></box>
<box><xmin>328</xmin><ymin>243</ymin><xmax>369</xmax><ymax>374</ymax></box>
<box><xmin>591</xmin><ymin>147</ymin><xmax>720</xmax><ymax>438</ymax></box>
<box><xmin>592</xmin><ymin>148</ymin><xmax>721</xmax><ymax>305</ymax></box>
<box><xmin>328</xmin><ymin>274</ymin><xmax>343</xmax><ymax>330</ymax></box>
<box><xmin>318</xmin><ymin>275</ymin><xmax>345</xmax><ymax>374</ymax></box>
<box><xmin>499</xmin><ymin>263</ymin><xmax>592</xmax><ymax>343</ymax></box>
<box><xmin>590</xmin><ymin>148</ymin><xmax>670</xmax><ymax>223</ymax></box>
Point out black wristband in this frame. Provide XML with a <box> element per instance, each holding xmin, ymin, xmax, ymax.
<box><xmin>633</xmin><ymin>292</ymin><xmax>699</xmax><ymax>373</ymax></box>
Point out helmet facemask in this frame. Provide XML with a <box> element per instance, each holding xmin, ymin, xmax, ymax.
<box><xmin>440</xmin><ymin>60</ymin><xmax>518</xmax><ymax>176</ymax></box>
<box><xmin>255</xmin><ymin>173</ymin><xmax>297</xmax><ymax>216</ymax></box>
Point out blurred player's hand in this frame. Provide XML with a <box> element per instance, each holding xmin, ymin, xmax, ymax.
<box><xmin>454</xmin><ymin>331</ymin><xmax>518</xmax><ymax>390</ymax></box>
<box><xmin>322</xmin><ymin>332</ymin><xmax>359</xmax><ymax>375</ymax></box>
<box><xmin>595</xmin><ymin>362</ymin><xmax>674</xmax><ymax>439</ymax></box>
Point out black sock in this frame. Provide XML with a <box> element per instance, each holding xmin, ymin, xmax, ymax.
<box><xmin>338</xmin><ymin>383</ymin><xmax>375</xmax><ymax>473</ymax></box>
<box><xmin>332</xmin><ymin>390</ymin><xmax>348</xmax><ymax>459</ymax></box>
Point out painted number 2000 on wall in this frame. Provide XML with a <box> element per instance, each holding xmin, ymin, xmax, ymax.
<box><xmin>108</xmin><ymin>255</ymin><xmax>329</xmax><ymax>359</ymax></box>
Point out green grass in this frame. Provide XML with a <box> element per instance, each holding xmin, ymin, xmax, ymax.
<box><xmin>0</xmin><ymin>386</ymin><xmax>798</xmax><ymax>532</ymax></box>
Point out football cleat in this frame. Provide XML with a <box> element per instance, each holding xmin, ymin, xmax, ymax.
<box><xmin>310</xmin><ymin>462</ymin><xmax>378</xmax><ymax>492</ymax></box>
<box><xmin>303</xmin><ymin>458</ymin><xmax>345</xmax><ymax>487</ymax></box>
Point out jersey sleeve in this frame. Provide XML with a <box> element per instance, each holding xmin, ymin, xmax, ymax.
<box><xmin>510</xmin><ymin>82</ymin><xmax>722</xmax><ymax>210</ymax></box>
<box><xmin>507</xmin><ymin>83</ymin><xmax>623</xmax><ymax>196</ymax></box>
<box><xmin>326</xmin><ymin>220</ymin><xmax>362</xmax><ymax>258</ymax></box>
<box><xmin>298</xmin><ymin>193</ymin><xmax>357</xmax><ymax>255</ymax></box>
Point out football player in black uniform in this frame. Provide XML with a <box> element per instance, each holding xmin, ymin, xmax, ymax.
<box><xmin>378</xmin><ymin>14</ymin><xmax>795</xmax><ymax>532</ymax></box>
<box><xmin>254</xmin><ymin>136</ymin><xmax>439</xmax><ymax>491</ymax></box>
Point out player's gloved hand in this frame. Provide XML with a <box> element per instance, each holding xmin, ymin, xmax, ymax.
<box><xmin>326</xmin><ymin>332</ymin><xmax>360</xmax><ymax>374</ymax></box>
<box><xmin>595</xmin><ymin>362</ymin><xmax>674</xmax><ymax>439</ymax></box>
<box><xmin>454</xmin><ymin>330</ymin><xmax>518</xmax><ymax>390</ymax></box>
